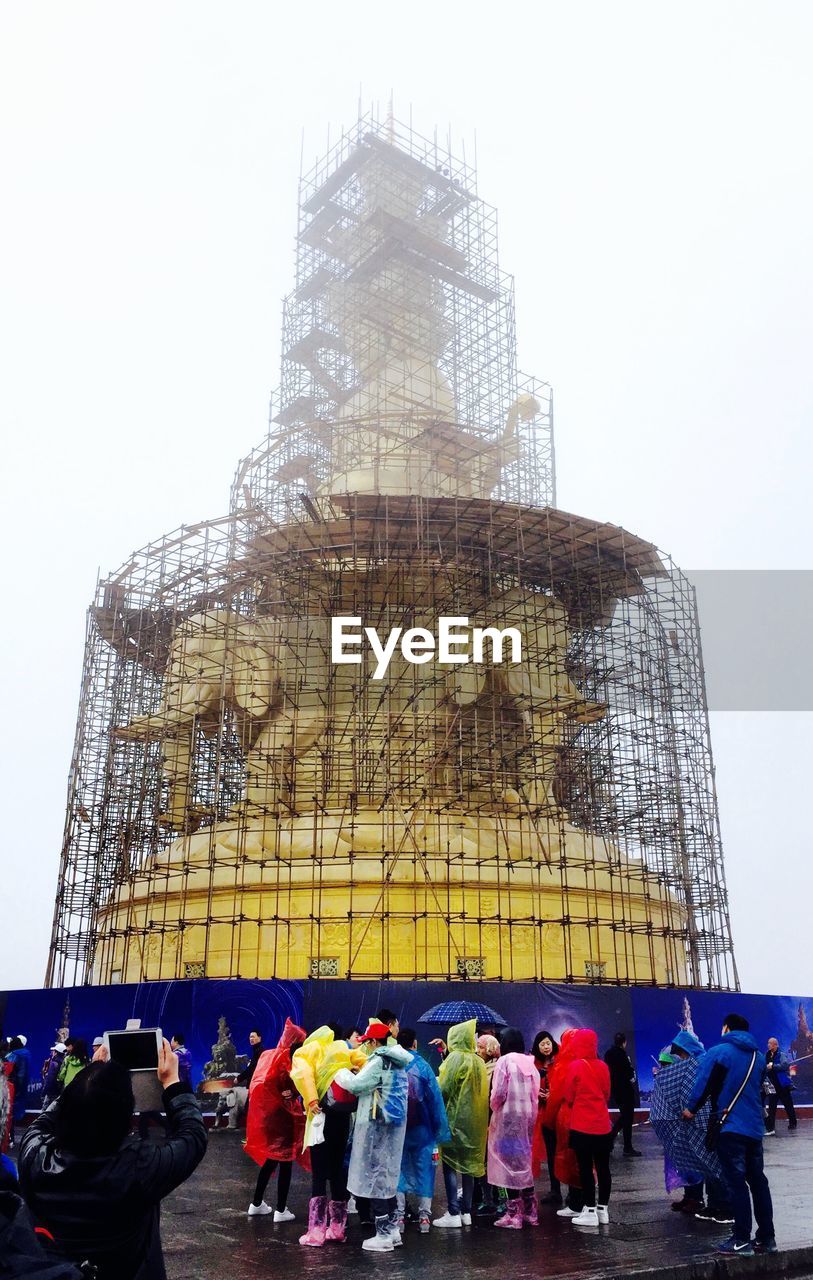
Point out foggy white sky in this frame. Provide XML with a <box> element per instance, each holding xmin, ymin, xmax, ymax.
<box><xmin>1</xmin><ymin>1</ymin><xmax>811</xmax><ymax>994</ymax></box>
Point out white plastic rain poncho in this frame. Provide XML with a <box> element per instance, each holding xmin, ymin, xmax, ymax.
<box><xmin>333</xmin><ymin>1043</ymin><xmax>411</xmax><ymax>1200</ymax></box>
<box><xmin>438</xmin><ymin>1019</ymin><xmax>489</xmax><ymax>1178</ymax></box>
<box><xmin>487</xmin><ymin>1051</ymin><xmax>540</xmax><ymax>1189</ymax></box>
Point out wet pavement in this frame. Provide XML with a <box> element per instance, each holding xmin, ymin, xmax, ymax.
<box><xmin>160</xmin><ymin>1121</ymin><xmax>813</xmax><ymax>1279</ymax></box>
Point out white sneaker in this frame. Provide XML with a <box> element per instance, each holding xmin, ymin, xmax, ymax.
<box><xmin>273</xmin><ymin>1207</ymin><xmax>295</xmax><ymax>1222</ymax></box>
<box><xmin>347</xmin><ymin>1197</ymin><xmax>358</xmax><ymax>1213</ymax></box>
<box><xmin>362</xmin><ymin>1234</ymin><xmax>394</xmax><ymax>1252</ymax></box>
<box><xmin>433</xmin><ymin>1212</ymin><xmax>463</xmax><ymax>1228</ymax></box>
<box><xmin>557</xmin><ymin>1206</ymin><xmax>579</xmax><ymax>1217</ymax></box>
<box><xmin>596</xmin><ymin>1205</ymin><xmax>609</xmax><ymax>1225</ymax></box>
<box><xmin>572</xmin><ymin>1206</ymin><xmax>599</xmax><ymax>1227</ymax></box>
<box><xmin>461</xmin><ymin>1212</ymin><xmax>472</xmax><ymax>1226</ymax></box>
<box><xmin>247</xmin><ymin>1201</ymin><xmax>273</xmax><ymax>1216</ymax></box>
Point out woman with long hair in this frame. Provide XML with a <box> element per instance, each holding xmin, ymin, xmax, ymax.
<box><xmin>531</xmin><ymin>1029</ymin><xmax>561</xmax><ymax>1205</ymax></box>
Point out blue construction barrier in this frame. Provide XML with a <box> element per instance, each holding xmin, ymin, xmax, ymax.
<box><xmin>3</xmin><ymin>977</ymin><xmax>812</xmax><ymax>1113</ymax></box>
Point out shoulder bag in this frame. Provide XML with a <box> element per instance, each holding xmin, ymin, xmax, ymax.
<box><xmin>704</xmin><ymin>1051</ymin><xmax>757</xmax><ymax>1152</ymax></box>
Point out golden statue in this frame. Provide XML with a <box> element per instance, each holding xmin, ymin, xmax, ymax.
<box><xmin>86</xmin><ymin>122</ymin><xmax>695</xmax><ymax>990</ymax></box>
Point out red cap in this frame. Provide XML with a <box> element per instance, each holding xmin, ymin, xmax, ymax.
<box><xmin>360</xmin><ymin>1021</ymin><xmax>391</xmax><ymax>1042</ymax></box>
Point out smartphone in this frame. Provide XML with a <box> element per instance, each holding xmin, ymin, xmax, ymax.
<box><xmin>103</xmin><ymin>1027</ymin><xmax>163</xmax><ymax>1072</ymax></box>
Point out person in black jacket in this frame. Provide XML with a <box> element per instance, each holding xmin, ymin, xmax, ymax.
<box><xmin>18</xmin><ymin>1039</ymin><xmax>206</xmax><ymax>1280</ymax></box>
<box><xmin>0</xmin><ymin>1191</ymin><xmax>87</xmax><ymax>1278</ymax></box>
<box><xmin>237</xmin><ymin>1030</ymin><xmax>264</xmax><ymax>1089</ymax></box>
<box><xmin>604</xmin><ymin>1032</ymin><xmax>641</xmax><ymax>1156</ymax></box>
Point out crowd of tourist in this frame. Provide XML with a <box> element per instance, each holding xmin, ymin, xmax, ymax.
<box><xmin>0</xmin><ymin>1010</ymin><xmax>799</xmax><ymax>1275</ymax></box>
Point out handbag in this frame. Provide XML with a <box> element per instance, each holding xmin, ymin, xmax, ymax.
<box><xmin>704</xmin><ymin>1051</ymin><xmax>757</xmax><ymax>1152</ymax></box>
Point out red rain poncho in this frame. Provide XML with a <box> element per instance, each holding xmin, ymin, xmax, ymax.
<box><xmin>562</xmin><ymin>1028</ymin><xmax>611</xmax><ymax>1135</ymax></box>
<box><xmin>543</xmin><ymin>1028</ymin><xmax>581</xmax><ymax>1188</ymax></box>
<box><xmin>245</xmin><ymin>1018</ymin><xmax>311</xmax><ymax>1168</ymax></box>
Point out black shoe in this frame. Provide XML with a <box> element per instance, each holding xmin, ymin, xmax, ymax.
<box><xmin>753</xmin><ymin>1237</ymin><xmax>779</xmax><ymax>1254</ymax></box>
<box><xmin>540</xmin><ymin>1192</ymin><xmax>563</xmax><ymax>1207</ymax></box>
<box><xmin>674</xmin><ymin>1200</ymin><xmax>702</xmax><ymax>1215</ymax></box>
<box><xmin>623</xmin><ymin>1148</ymin><xmax>642</xmax><ymax>1157</ymax></box>
<box><xmin>788</xmin><ymin>1123</ymin><xmax>798</xmax><ymax>1131</ymax></box>
<box><xmin>475</xmin><ymin>1203</ymin><xmax>498</xmax><ymax>1218</ymax></box>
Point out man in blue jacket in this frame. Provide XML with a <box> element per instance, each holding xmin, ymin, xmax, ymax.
<box><xmin>683</xmin><ymin>1013</ymin><xmax>775</xmax><ymax>1257</ymax></box>
<box><xmin>765</xmin><ymin>1037</ymin><xmax>797</xmax><ymax>1134</ymax></box>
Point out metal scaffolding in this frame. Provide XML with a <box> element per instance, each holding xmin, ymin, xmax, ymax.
<box><xmin>47</xmin><ymin>113</ymin><xmax>737</xmax><ymax>992</ymax></box>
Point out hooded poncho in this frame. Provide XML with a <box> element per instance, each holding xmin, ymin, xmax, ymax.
<box><xmin>487</xmin><ymin>1052</ymin><xmax>540</xmax><ymax>1189</ymax></box>
<box><xmin>245</xmin><ymin>1018</ymin><xmax>310</xmax><ymax>1168</ymax></box>
<box><xmin>290</xmin><ymin>1026</ymin><xmax>367</xmax><ymax>1149</ymax></box>
<box><xmin>398</xmin><ymin>1052</ymin><xmax>452</xmax><ymax>1198</ymax></box>
<box><xmin>563</xmin><ymin>1028</ymin><xmax>611</xmax><ymax>1135</ymax></box>
<box><xmin>438</xmin><ymin>1019</ymin><xmax>489</xmax><ymax>1178</ymax></box>
<box><xmin>649</xmin><ymin>1032</ymin><xmax>724</xmax><ymax>1187</ymax></box>
<box><xmin>543</xmin><ymin>1029</ymin><xmax>581</xmax><ymax>1187</ymax></box>
<box><xmin>333</xmin><ymin>1043</ymin><xmax>412</xmax><ymax>1200</ymax></box>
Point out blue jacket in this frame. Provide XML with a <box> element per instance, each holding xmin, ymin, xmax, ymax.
<box><xmin>686</xmin><ymin>1030</ymin><xmax>766</xmax><ymax>1139</ymax></box>
<box><xmin>766</xmin><ymin>1047</ymin><xmax>792</xmax><ymax>1090</ymax></box>
<box><xmin>398</xmin><ymin>1052</ymin><xmax>452</xmax><ymax>1198</ymax></box>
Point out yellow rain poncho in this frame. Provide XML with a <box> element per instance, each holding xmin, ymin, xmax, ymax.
<box><xmin>289</xmin><ymin>1025</ymin><xmax>367</xmax><ymax>1148</ymax></box>
<box><xmin>438</xmin><ymin>1019</ymin><xmax>489</xmax><ymax>1177</ymax></box>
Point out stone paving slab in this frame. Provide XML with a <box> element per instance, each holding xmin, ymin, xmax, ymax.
<box><xmin>160</xmin><ymin>1120</ymin><xmax>813</xmax><ymax>1279</ymax></box>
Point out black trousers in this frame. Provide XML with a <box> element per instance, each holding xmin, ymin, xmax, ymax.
<box><xmin>371</xmin><ymin>1196</ymin><xmax>397</xmax><ymax>1218</ymax></box>
<box><xmin>542</xmin><ymin>1125</ymin><xmax>561</xmax><ymax>1196</ymax></box>
<box><xmin>569</xmin><ymin>1129</ymin><xmax>612</xmax><ymax>1207</ymax></box>
<box><xmin>611</xmin><ymin>1096</ymin><xmax>636</xmax><ymax>1150</ymax></box>
<box><xmin>310</xmin><ymin>1110</ymin><xmax>351</xmax><ymax>1199</ymax></box>
<box><xmin>252</xmin><ymin>1159</ymin><xmax>293</xmax><ymax>1208</ymax></box>
<box><xmin>766</xmin><ymin>1085</ymin><xmax>797</xmax><ymax>1130</ymax></box>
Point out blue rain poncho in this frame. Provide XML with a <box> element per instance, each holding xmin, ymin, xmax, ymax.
<box><xmin>438</xmin><ymin>1019</ymin><xmax>489</xmax><ymax>1178</ymax></box>
<box><xmin>398</xmin><ymin>1052</ymin><xmax>452</xmax><ymax>1198</ymax></box>
<box><xmin>333</xmin><ymin>1043</ymin><xmax>412</xmax><ymax>1200</ymax></box>
<box><xmin>649</xmin><ymin>1032</ymin><xmax>723</xmax><ymax>1185</ymax></box>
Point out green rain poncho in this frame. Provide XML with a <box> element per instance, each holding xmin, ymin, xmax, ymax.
<box><xmin>438</xmin><ymin>1019</ymin><xmax>489</xmax><ymax>1177</ymax></box>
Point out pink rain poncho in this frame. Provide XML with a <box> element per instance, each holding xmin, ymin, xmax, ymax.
<box><xmin>438</xmin><ymin>1019</ymin><xmax>489</xmax><ymax>1178</ymax></box>
<box><xmin>487</xmin><ymin>1051</ymin><xmax>540</xmax><ymax>1189</ymax></box>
